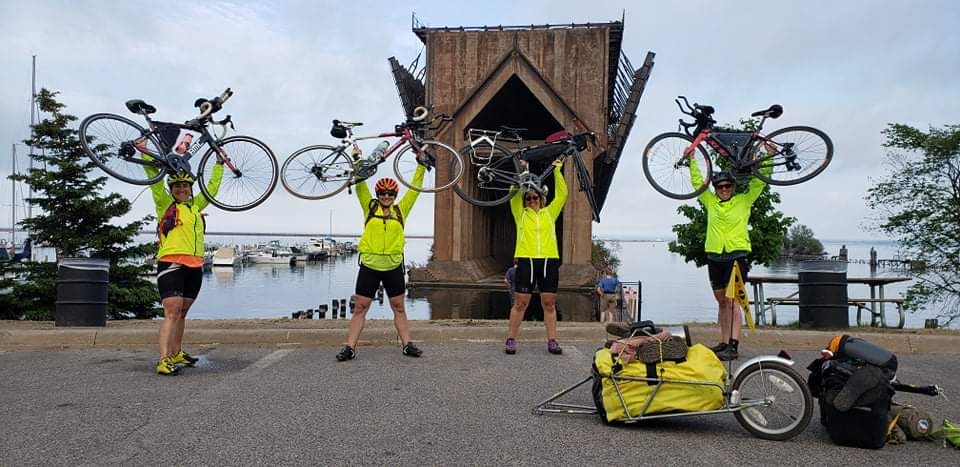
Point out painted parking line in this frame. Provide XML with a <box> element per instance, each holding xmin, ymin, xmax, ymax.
<box><xmin>247</xmin><ymin>349</ymin><xmax>293</xmax><ymax>371</ymax></box>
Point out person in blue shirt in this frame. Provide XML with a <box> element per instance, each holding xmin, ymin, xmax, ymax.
<box><xmin>596</xmin><ymin>269</ymin><xmax>620</xmax><ymax>323</ymax></box>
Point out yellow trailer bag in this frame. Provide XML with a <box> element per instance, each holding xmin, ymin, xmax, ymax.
<box><xmin>592</xmin><ymin>344</ymin><xmax>727</xmax><ymax>424</ymax></box>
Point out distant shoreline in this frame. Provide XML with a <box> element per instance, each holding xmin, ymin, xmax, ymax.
<box><xmin>2</xmin><ymin>228</ymin><xmax>897</xmax><ymax>245</ymax></box>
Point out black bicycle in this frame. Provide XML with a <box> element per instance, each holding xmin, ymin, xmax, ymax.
<box><xmin>79</xmin><ymin>88</ymin><xmax>279</xmax><ymax>211</ymax></box>
<box><xmin>642</xmin><ymin>96</ymin><xmax>833</xmax><ymax>200</ymax></box>
<box><xmin>454</xmin><ymin>128</ymin><xmax>600</xmax><ymax>222</ymax></box>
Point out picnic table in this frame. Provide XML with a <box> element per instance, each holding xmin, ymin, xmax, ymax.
<box><xmin>746</xmin><ymin>274</ymin><xmax>911</xmax><ymax>328</ymax></box>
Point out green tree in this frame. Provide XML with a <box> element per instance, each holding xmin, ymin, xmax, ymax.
<box><xmin>866</xmin><ymin>123</ymin><xmax>960</xmax><ymax>325</ymax></box>
<box><xmin>591</xmin><ymin>238</ymin><xmax>621</xmax><ymax>272</ymax></box>
<box><xmin>782</xmin><ymin>224</ymin><xmax>825</xmax><ymax>256</ymax></box>
<box><xmin>6</xmin><ymin>89</ymin><xmax>160</xmax><ymax>320</ymax></box>
<box><xmin>669</xmin><ymin>118</ymin><xmax>795</xmax><ymax>267</ymax></box>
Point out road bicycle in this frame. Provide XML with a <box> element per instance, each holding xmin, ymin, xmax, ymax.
<box><xmin>79</xmin><ymin>88</ymin><xmax>279</xmax><ymax>211</ymax></box>
<box><xmin>642</xmin><ymin>96</ymin><xmax>833</xmax><ymax>200</ymax></box>
<box><xmin>454</xmin><ymin>128</ymin><xmax>601</xmax><ymax>222</ymax></box>
<box><xmin>280</xmin><ymin>107</ymin><xmax>465</xmax><ymax>200</ymax></box>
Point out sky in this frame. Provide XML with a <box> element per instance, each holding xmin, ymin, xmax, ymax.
<box><xmin>1</xmin><ymin>0</ymin><xmax>959</xmax><ymax>242</ymax></box>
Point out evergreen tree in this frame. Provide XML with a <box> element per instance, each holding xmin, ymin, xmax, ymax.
<box><xmin>668</xmin><ymin>118</ymin><xmax>795</xmax><ymax>267</ymax></box>
<box><xmin>866</xmin><ymin>123</ymin><xmax>960</xmax><ymax>325</ymax></box>
<box><xmin>6</xmin><ymin>89</ymin><xmax>159</xmax><ymax>320</ymax></box>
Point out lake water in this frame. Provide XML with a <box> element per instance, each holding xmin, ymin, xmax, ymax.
<box><xmin>170</xmin><ymin>235</ymin><xmax>945</xmax><ymax>329</ymax></box>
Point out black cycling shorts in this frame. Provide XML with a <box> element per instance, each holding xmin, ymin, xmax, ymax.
<box><xmin>707</xmin><ymin>257</ymin><xmax>749</xmax><ymax>291</ymax></box>
<box><xmin>157</xmin><ymin>261</ymin><xmax>203</xmax><ymax>300</ymax></box>
<box><xmin>515</xmin><ymin>258</ymin><xmax>560</xmax><ymax>294</ymax></box>
<box><xmin>355</xmin><ymin>264</ymin><xmax>405</xmax><ymax>299</ymax></box>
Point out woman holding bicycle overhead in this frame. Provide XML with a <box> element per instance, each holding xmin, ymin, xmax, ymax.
<box><xmin>336</xmin><ymin>164</ymin><xmax>427</xmax><ymax>362</ymax></box>
<box><xmin>504</xmin><ymin>159</ymin><xmax>567</xmax><ymax>356</ymax></box>
<box><xmin>689</xmin><ymin>155</ymin><xmax>771</xmax><ymax>362</ymax></box>
<box><xmin>143</xmin><ymin>144</ymin><xmax>224</xmax><ymax>376</ymax></box>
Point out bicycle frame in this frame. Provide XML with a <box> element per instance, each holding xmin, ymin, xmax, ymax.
<box><xmin>334</xmin><ymin>125</ymin><xmax>423</xmax><ymax>183</ymax></box>
<box><xmin>686</xmin><ymin>128</ymin><xmax>761</xmax><ymax>171</ymax></box>
<box><xmin>675</xmin><ymin>96</ymin><xmax>793</xmax><ymax>176</ymax></box>
<box><xmin>130</xmin><ymin>113</ymin><xmax>239</xmax><ymax>177</ymax></box>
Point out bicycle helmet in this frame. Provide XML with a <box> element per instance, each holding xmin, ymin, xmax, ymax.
<box><xmin>167</xmin><ymin>172</ymin><xmax>195</xmax><ymax>186</ymax></box>
<box><xmin>711</xmin><ymin>171</ymin><xmax>735</xmax><ymax>186</ymax></box>
<box><xmin>375</xmin><ymin>178</ymin><xmax>399</xmax><ymax>193</ymax></box>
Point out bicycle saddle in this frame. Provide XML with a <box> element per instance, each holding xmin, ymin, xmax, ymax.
<box><xmin>751</xmin><ymin>104</ymin><xmax>783</xmax><ymax>119</ymax></box>
<box><xmin>125</xmin><ymin>99</ymin><xmax>156</xmax><ymax>115</ymax></box>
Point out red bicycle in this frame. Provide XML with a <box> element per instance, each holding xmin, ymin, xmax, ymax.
<box><xmin>642</xmin><ymin>96</ymin><xmax>833</xmax><ymax>199</ymax></box>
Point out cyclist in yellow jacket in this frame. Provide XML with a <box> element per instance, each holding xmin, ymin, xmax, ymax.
<box><xmin>144</xmin><ymin>150</ymin><xmax>223</xmax><ymax>375</ymax></box>
<box><xmin>336</xmin><ymin>164</ymin><xmax>426</xmax><ymax>362</ymax></box>
<box><xmin>504</xmin><ymin>159</ymin><xmax>567</xmax><ymax>355</ymax></box>
<box><xmin>689</xmin><ymin>157</ymin><xmax>771</xmax><ymax>361</ymax></box>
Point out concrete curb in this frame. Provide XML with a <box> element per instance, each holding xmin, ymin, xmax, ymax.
<box><xmin>2</xmin><ymin>320</ymin><xmax>959</xmax><ymax>353</ymax></box>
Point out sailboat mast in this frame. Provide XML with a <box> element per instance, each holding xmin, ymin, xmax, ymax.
<box><xmin>10</xmin><ymin>144</ymin><xmax>15</xmax><ymax>246</ymax></box>
<box><xmin>28</xmin><ymin>55</ymin><xmax>36</xmax><ymax>222</ymax></box>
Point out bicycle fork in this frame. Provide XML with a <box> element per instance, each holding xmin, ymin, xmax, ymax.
<box><xmin>215</xmin><ymin>147</ymin><xmax>243</xmax><ymax>178</ymax></box>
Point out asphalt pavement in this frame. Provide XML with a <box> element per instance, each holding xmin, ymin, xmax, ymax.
<box><xmin>2</xmin><ymin>341</ymin><xmax>958</xmax><ymax>466</ymax></box>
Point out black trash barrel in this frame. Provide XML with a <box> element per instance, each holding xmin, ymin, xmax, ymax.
<box><xmin>798</xmin><ymin>261</ymin><xmax>848</xmax><ymax>328</ymax></box>
<box><xmin>55</xmin><ymin>258</ymin><xmax>109</xmax><ymax>327</ymax></box>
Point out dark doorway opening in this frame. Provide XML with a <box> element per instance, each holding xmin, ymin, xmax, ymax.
<box><xmin>467</xmin><ymin>75</ymin><xmax>567</xmax><ymax>270</ymax></box>
<box><xmin>466</xmin><ymin>75</ymin><xmax>563</xmax><ymax>140</ymax></box>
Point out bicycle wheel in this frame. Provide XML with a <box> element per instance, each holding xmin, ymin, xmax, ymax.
<box><xmin>642</xmin><ymin>132</ymin><xmax>712</xmax><ymax>200</ymax></box>
<box><xmin>393</xmin><ymin>140</ymin><xmax>464</xmax><ymax>193</ymax></box>
<box><xmin>453</xmin><ymin>143</ymin><xmax>519</xmax><ymax>206</ymax></box>
<box><xmin>571</xmin><ymin>153</ymin><xmax>600</xmax><ymax>222</ymax></box>
<box><xmin>281</xmin><ymin>145</ymin><xmax>354</xmax><ymax>200</ymax></box>
<box><xmin>732</xmin><ymin>361</ymin><xmax>813</xmax><ymax>441</ymax></box>
<box><xmin>197</xmin><ymin>135</ymin><xmax>279</xmax><ymax>211</ymax></box>
<box><xmin>752</xmin><ymin>126</ymin><xmax>833</xmax><ymax>186</ymax></box>
<box><xmin>78</xmin><ymin>113</ymin><xmax>165</xmax><ymax>185</ymax></box>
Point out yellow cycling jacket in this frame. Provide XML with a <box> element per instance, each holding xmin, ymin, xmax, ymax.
<box><xmin>356</xmin><ymin>165</ymin><xmax>425</xmax><ymax>271</ymax></box>
<box><xmin>146</xmin><ymin>162</ymin><xmax>223</xmax><ymax>258</ymax></box>
<box><xmin>689</xmin><ymin>160</ymin><xmax>769</xmax><ymax>254</ymax></box>
<box><xmin>510</xmin><ymin>164</ymin><xmax>567</xmax><ymax>259</ymax></box>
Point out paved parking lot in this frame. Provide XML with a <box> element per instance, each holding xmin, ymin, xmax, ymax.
<box><xmin>2</xmin><ymin>343</ymin><xmax>958</xmax><ymax>466</ymax></box>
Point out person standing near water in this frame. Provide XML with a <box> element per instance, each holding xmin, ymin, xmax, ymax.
<box><xmin>336</xmin><ymin>163</ymin><xmax>426</xmax><ymax>362</ymax></box>
<box><xmin>504</xmin><ymin>159</ymin><xmax>567</xmax><ymax>355</ymax></box>
<box><xmin>689</xmin><ymin>155</ymin><xmax>772</xmax><ymax>361</ymax></box>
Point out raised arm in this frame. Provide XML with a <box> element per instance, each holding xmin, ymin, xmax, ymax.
<box><xmin>509</xmin><ymin>185</ymin><xmax>523</xmax><ymax>220</ymax></box>
<box><xmin>398</xmin><ymin>164</ymin><xmax>427</xmax><ymax>218</ymax></box>
<box><xmin>689</xmin><ymin>158</ymin><xmax>717</xmax><ymax>204</ymax></box>
<box><xmin>356</xmin><ymin>177</ymin><xmax>373</xmax><ymax>217</ymax></box>
<box><xmin>194</xmin><ymin>163</ymin><xmax>224</xmax><ymax>212</ymax></box>
<box><xmin>546</xmin><ymin>163</ymin><xmax>567</xmax><ymax>218</ymax></box>
<box><xmin>143</xmin><ymin>153</ymin><xmax>172</xmax><ymax>218</ymax></box>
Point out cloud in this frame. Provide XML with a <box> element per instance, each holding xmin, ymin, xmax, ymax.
<box><xmin>2</xmin><ymin>0</ymin><xmax>959</xmax><ymax>241</ymax></box>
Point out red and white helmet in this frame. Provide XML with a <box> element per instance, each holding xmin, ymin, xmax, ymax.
<box><xmin>375</xmin><ymin>178</ymin><xmax>399</xmax><ymax>193</ymax></box>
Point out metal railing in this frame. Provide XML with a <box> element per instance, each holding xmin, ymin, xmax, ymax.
<box><xmin>608</xmin><ymin>51</ymin><xmax>636</xmax><ymax>139</ymax></box>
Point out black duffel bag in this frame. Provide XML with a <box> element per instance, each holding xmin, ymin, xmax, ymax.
<box><xmin>807</xmin><ymin>335</ymin><xmax>897</xmax><ymax>449</ymax></box>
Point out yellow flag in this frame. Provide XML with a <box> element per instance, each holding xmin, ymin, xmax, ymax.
<box><xmin>725</xmin><ymin>261</ymin><xmax>755</xmax><ymax>334</ymax></box>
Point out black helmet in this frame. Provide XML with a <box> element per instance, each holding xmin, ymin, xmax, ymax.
<box><xmin>711</xmin><ymin>171</ymin><xmax>735</xmax><ymax>186</ymax></box>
